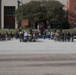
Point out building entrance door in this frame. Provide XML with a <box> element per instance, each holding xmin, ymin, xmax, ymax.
<box><xmin>4</xmin><ymin>6</ymin><xmax>15</xmax><ymax>29</ymax></box>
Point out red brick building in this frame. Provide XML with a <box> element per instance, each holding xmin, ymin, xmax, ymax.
<box><xmin>67</xmin><ymin>0</ymin><xmax>76</xmax><ymax>28</ymax></box>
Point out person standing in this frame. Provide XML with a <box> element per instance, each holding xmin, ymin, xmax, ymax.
<box><xmin>24</xmin><ymin>32</ymin><xmax>28</xmax><ymax>42</ymax></box>
<box><xmin>19</xmin><ymin>31</ymin><xmax>23</xmax><ymax>42</ymax></box>
<box><xmin>43</xmin><ymin>30</ymin><xmax>46</xmax><ymax>39</ymax></box>
<box><xmin>71</xmin><ymin>32</ymin><xmax>74</xmax><ymax>42</ymax></box>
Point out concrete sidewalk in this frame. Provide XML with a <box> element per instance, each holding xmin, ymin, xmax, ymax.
<box><xmin>0</xmin><ymin>38</ymin><xmax>76</xmax><ymax>54</ymax></box>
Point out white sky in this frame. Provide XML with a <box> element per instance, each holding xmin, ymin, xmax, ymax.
<box><xmin>58</xmin><ymin>0</ymin><xmax>67</xmax><ymax>5</ymax></box>
<box><xmin>23</xmin><ymin>0</ymin><xmax>67</xmax><ymax>5</ymax></box>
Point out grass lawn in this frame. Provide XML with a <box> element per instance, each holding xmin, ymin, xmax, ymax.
<box><xmin>0</xmin><ymin>28</ymin><xmax>29</xmax><ymax>34</ymax></box>
<box><xmin>0</xmin><ymin>28</ymin><xmax>76</xmax><ymax>34</ymax></box>
<box><xmin>0</xmin><ymin>29</ymin><xmax>18</xmax><ymax>33</ymax></box>
<box><xmin>64</xmin><ymin>28</ymin><xmax>76</xmax><ymax>33</ymax></box>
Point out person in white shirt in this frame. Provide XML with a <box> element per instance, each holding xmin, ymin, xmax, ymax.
<box><xmin>24</xmin><ymin>32</ymin><xmax>28</xmax><ymax>42</ymax></box>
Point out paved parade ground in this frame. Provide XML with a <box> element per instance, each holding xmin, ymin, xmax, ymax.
<box><xmin>0</xmin><ymin>39</ymin><xmax>76</xmax><ymax>75</ymax></box>
<box><xmin>0</xmin><ymin>38</ymin><xmax>76</xmax><ymax>54</ymax></box>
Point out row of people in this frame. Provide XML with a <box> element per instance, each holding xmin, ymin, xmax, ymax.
<box><xmin>0</xmin><ymin>31</ymin><xmax>22</xmax><ymax>41</ymax></box>
<box><xmin>42</xmin><ymin>30</ymin><xmax>76</xmax><ymax>42</ymax></box>
<box><xmin>0</xmin><ymin>29</ymin><xmax>76</xmax><ymax>42</ymax></box>
<box><xmin>0</xmin><ymin>32</ymin><xmax>14</xmax><ymax>41</ymax></box>
<box><xmin>53</xmin><ymin>31</ymin><xmax>76</xmax><ymax>42</ymax></box>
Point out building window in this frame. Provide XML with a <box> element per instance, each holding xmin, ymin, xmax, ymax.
<box><xmin>4</xmin><ymin>6</ymin><xmax>15</xmax><ymax>16</ymax></box>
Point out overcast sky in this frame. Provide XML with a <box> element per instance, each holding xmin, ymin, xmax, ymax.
<box><xmin>58</xmin><ymin>0</ymin><xmax>67</xmax><ymax>5</ymax></box>
<box><xmin>24</xmin><ymin>0</ymin><xmax>67</xmax><ymax>5</ymax></box>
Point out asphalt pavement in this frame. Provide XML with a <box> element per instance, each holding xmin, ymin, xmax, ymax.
<box><xmin>0</xmin><ymin>39</ymin><xmax>76</xmax><ymax>75</ymax></box>
<box><xmin>0</xmin><ymin>38</ymin><xmax>76</xmax><ymax>54</ymax></box>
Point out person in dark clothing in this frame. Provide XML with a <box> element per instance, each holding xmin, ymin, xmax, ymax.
<box><xmin>29</xmin><ymin>28</ymin><xmax>33</xmax><ymax>35</ymax></box>
<box><xmin>43</xmin><ymin>31</ymin><xmax>46</xmax><ymax>39</ymax></box>
<box><xmin>71</xmin><ymin>32</ymin><xmax>74</xmax><ymax>42</ymax></box>
<box><xmin>59</xmin><ymin>32</ymin><xmax>64</xmax><ymax>42</ymax></box>
<box><xmin>64</xmin><ymin>32</ymin><xmax>67</xmax><ymax>42</ymax></box>
<box><xmin>54</xmin><ymin>28</ymin><xmax>56</xmax><ymax>33</ymax></box>
<box><xmin>7</xmin><ymin>33</ymin><xmax>11</xmax><ymax>40</ymax></box>
<box><xmin>0</xmin><ymin>33</ymin><xmax>2</xmax><ymax>41</ymax></box>
<box><xmin>10</xmin><ymin>32</ymin><xmax>14</xmax><ymax>39</ymax></box>
<box><xmin>66</xmin><ymin>32</ymin><xmax>71</xmax><ymax>42</ymax></box>
<box><xmin>15</xmin><ymin>31</ymin><xmax>19</xmax><ymax>39</ymax></box>
<box><xmin>48</xmin><ymin>30</ymin><xmax>51</xmax><ymax>39</ymax></box>
<box><xmin>18</xmin><ymin>27</ymin><xmax>22</xmax><ymax>32</ymax></box>
<box><xmin>19</xmin><ymin>31</ymin><xmax>24</xmax><ymax>42</ymax></box>
<box><xmin>2</xmin><ymin>33</ymin><xmax>5</xmax><ymax>40</ymax></box>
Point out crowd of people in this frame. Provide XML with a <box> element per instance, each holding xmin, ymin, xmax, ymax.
<box><xmin>0</xmin><ymin>28</ymin><xmax>76</xmax><ymax>42</ymax></box>
<box><xmin>0</xmin><ymin>32</ymin><xmax>14</xmax><ymax>41</ymax></box>
<box><xmin>19</xmin><ymin>29</ymin><xmax>38</xmax><ymax>42</ymax></box>
<box><xmin>18</xmin><ymin>28</ymin><xmax>76</xmax><ymax>42</ymax></box>
<box><xmin>0</xmin><ymin>29</ymin><xmax>39</xmax><ymax>42</ymax></box>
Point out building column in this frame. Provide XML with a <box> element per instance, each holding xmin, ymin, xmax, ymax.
<box><xmin>15</xmin><ymin>3</ymin><xmax>18</xmax><ymax>29</ymax></box>
<box><xmin>15</xmin><ymin>18</ymin><xmax>18</xmax><ymax>29</ymax></box>
<box><xmin>1</xmin><ymin>0</ymin><xmax>4</xmax><ymax>29</ymax></box>
<box><xmin>0</xmin><ymin>0</ymin><xmax>1</xmax><ymax>29</ymax></box>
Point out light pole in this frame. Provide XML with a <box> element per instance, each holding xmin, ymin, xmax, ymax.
<box><xmin>17</xmin><ymin>0</ymin><xmax>23</xmax><ymax>28</ymax></box>
<box><xmin>17</xmin><ymin>0</ymin><xmax>21</xmax><ymax>8</ymax></box>
<box><xmin>21</xmin><ymin>0</ymin><xmax>23</xmax><ymax>27</ymax></box>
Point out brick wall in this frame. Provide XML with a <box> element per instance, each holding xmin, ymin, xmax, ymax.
<box><xmin>68</xmin><ymin>0</ymin><xmax>76</xmax><ymax>28</ymax></box>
